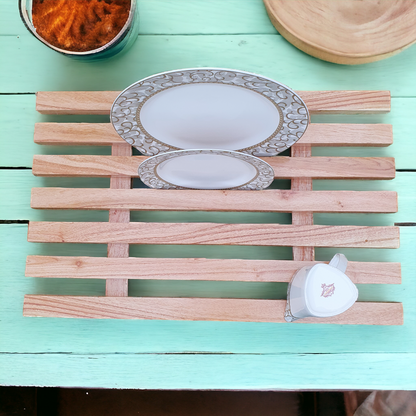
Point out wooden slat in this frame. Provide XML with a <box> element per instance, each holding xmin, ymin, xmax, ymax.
<box><xmin>36</xmin><ymin>91</ymin><xmax>120</xmax><ymax>115</ymax></box>
<box><xmin>106</xmin><ymin>142</ymin><xmax>131</xmax><ymax>297</ymax></box>
<box><xmin>302</xmin><ymin>124</ymin><xmax>393</xmax><ymax>146</ymax></box>
<box><xmin>33</xmin><ymin>122</ymin><xmax>393</xmax><ymax>147</ymax></box>
<box><xmin>36</xmin><ymin>90</ymin><xmax>391</xmax><ymax>114</ymax></box>
<box><xmin>32</xmin><ymin>155</ymin><xmax>396</xmax><ymax>179</ymax></box>
<box><xmin>23</xmin><ymin>296</ymin><xmax>403</xmax><ymax>325</ymax></box>
<box><xmin>299</xmin><ymin>91</ymin><xmax>391</xmax><ymax>114</ymax></box>
<box><xmin>35</xmin><ymin>123</ymin><xmax>120</xmax><ymax>146</ymax></box>
<box><xmin>30</xmin><ymin>188</ymin><xmax>398</xmax><ymax>213</ymax></box>
<box><xmin>291</xmin><ymin>143</ymin><xmax>315</xmax><ymax>261</ymax></box>
<box><xmin>27</xmin><ymin>222</ymin><xmax>400</xmax><ymax>248</ymax></box>
<box><xmin>25</xmin><ymin>256</ymin><xmax>402</xmax><ymax>284</ymax></box>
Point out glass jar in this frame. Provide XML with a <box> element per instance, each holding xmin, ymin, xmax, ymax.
<box><xmin>19</xmin><ymin>0</ymin><xmax>139</xmax><ymax>61</ymax></box>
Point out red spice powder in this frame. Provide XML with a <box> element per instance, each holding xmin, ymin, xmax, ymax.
<box><xmin>32</xmin><ymin>0</ymin><xmax>131</xmax><ymax>52</ymax></box>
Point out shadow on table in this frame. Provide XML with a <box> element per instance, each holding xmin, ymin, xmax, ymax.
<box><xmin>4</xmin><ymin>387</ymin><xmax>414</xmax><ymax>416</ymax></box>
<box><xmin>0</xmin><ymin>387</ymin><xmax>350</xmax><ymax>416</ymax></box>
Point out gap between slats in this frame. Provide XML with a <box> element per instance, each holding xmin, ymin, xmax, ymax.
<box><xmin>23</xmin><ymin>296</ymin><xmax>403</xmax><ymax>325</ymax></box>
<box><xmin>30</xmin><ymin>188</ymin><xmax>398</xmax><ymax>213</ymax></box>
<box><xmin>35</xmin><ymin>90</ymin><xmax>391</xmax><ymax>114</ymax></box>
<box><xmin>32</xmin><ymin>155</ymin><xmax>396</xmax><ymax>179</ymax></box>
<box><xmin>25</xmin><ymin>256</ymin><xmax>402</xmax><ymax>284</ymax></box>
<box><xmin>34</xmin><ymin>123</ymin><xmax>393</xmax><ymax>147</ymax></box>
<box><xmin>27</xmin><ymin>222</ymin><xmax>400</xmax><ymax>248</ymax></box>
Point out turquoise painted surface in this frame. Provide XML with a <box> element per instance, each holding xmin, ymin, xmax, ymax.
<box><xmin>1</xmin><ymin>353</ymin><xmax>415</xmax><ymax>390</ymax></box>
<box><xmin>2</xmin><ymin>35</ymin><xmax>416</xmax><ymax>94</ymax></box>
<box><xmin>1</xmin><ymin>0</ymin><xmax>416</xmax><ymax>389</ymax></box>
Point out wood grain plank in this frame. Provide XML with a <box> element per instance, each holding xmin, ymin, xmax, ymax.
<box><xmin>4</xmin><ymin>33</ymin><xmax>416</xmax><ymax>97</ymax></box>
<box><xmin>23</xmin><ymin>296</ymin><xmax>403</xmax><ymax>325</ymax></box>
<box><xmin>33</xmin><ymin>122</ymin><xmax>393</xmax><ymax>147</ymax></box>
<box><xmin>300</xmin><ymin>90</ymin><xmax>391</xmax><ymax>114</ymax></box>
<box><xmin>106</xmin><ymin>142</ymin><xmax>131</xmax><ymax>297</ymax></box>
<box><xmin>25</xmin><ymin>256</ymin><xmax>402</xmax><ymax>284</ymax></box>
<box><xmin>27</xmin><ymin>222</ymin><xmax>400</xmax><ymax>248</ymax></box>
<box><xmin>301</xmin><ymin>124</ymin><xmax>393</xmax><ymax>146</ymax></box>
<box><xmin>1</xmin><ymin>353</ymin><xmax>415</xmax><ymax>390</ymax></box>
<box><xmin>36</xmin><ymin>91</ymin><xmax>119</xmax><ymax>115</ymax></box>
<box><xmin>32</xmin><ymin>155</ymin><xmax>396</xmax><ymax>179</ymax></box>
<box><xmin>5</xmin><ymin>32</ymin><xmax>416</xmax><ymax>97</ymax></box>
<box><xmin>6</xmin><ymin>170</ymin><xmax>415</xmax><ymax>223</ymax></box>
<box><xmin>34</xmin><ymin>123</ymin><xmax>120</xmax><ymax>146</ymax></box>
<box><xmin>291</xmin><ymin>143</ymin><xmax>314</xmax><ymax>261</ymax></box>
<box><xmin>30</xmin><ymin>188</ymin><xmax>398</xmax><ymax>213</ymax></box>
<box><xmin>35</xmin><ymin>91</ymin><xmax>390</xmax><ymax>115</ymax></box>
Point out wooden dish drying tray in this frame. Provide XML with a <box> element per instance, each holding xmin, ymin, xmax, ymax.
<box><xmin>24</xmin><ymin>90</ymin><xmax>402</xmax><ymax>325</ymax></box>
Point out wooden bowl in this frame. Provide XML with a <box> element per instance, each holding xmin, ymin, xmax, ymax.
<box><xmin>264</xmin><ymin>0</ymin><xmax>416</xmax><ymax>64</ymax></box>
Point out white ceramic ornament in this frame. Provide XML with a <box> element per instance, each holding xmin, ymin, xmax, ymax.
<box><xmin>285</xmin><ymin>254</ymin><xmax>359</xmax><ymax>322</ymax></box>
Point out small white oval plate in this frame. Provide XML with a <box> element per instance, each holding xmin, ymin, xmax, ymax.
<box><xmin>138</xmin><ymin>149</ymin><xmax>274</xmax><ymax>190</ymax></box>
<box><xmin>111</xmin><ymin>68</ymin><xmax>309</xmax><ymax>156</ymax></box>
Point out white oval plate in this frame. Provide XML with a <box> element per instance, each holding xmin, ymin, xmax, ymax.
<box><xmin>111</xmin><ymin>68</ymin><xmax>309</xmax><ymax>157</ymax></box>
<box><xmin>138</xmin><ymin>149</ymin><xmax>274</xmax><ymax>190</ymax></box>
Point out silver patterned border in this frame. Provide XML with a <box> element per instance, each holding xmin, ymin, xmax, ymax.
<box><xmin>138</xmin><ymin>149</ymin><xmax>275</xmax><ymax>190</ymax></box>
<box><xmin>111</xmin><ymin>68</ymin><xmax>310</xmax><ymax>157</ymax></box>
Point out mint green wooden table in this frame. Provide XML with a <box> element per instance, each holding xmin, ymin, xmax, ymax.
<box><xmin>1</xmin><ymin>0</ymin><xmax>415</xmax><ymax>389</ymax></box>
